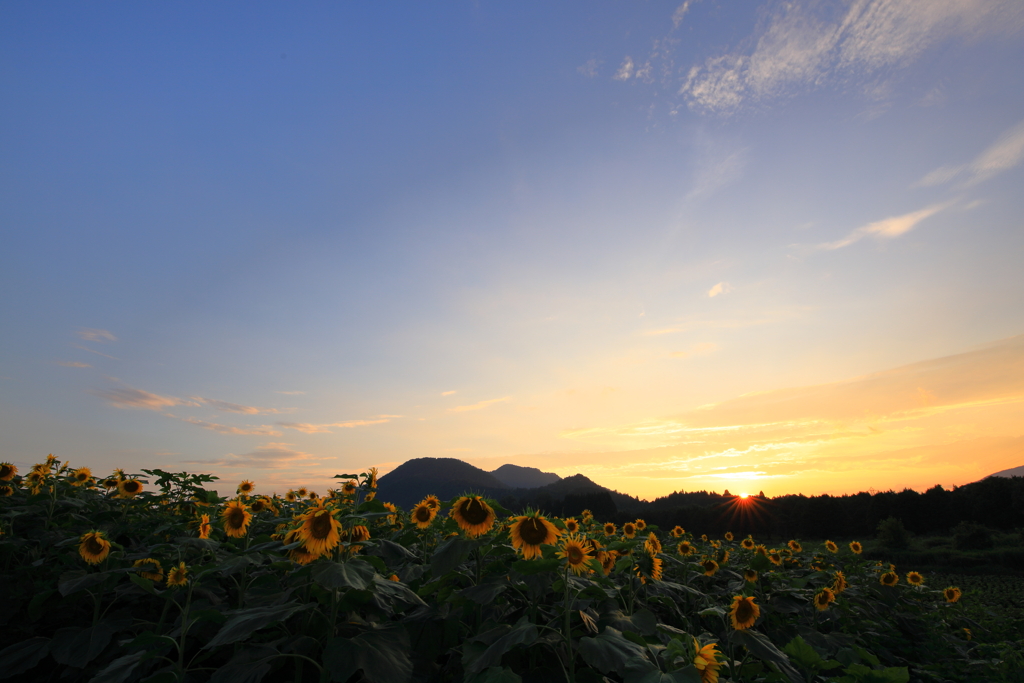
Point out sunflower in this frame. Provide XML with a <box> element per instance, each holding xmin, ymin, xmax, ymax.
<box><xmin>963</xmin><ymin>628</ymin><xmax>972</xmax><ymax>641</ymax></box>
<box><xmin>849</xmin><ymin>541</ymin><xmax>863</xmax><ymax>554</ymax></box>
<box><xmin>701</xmin><ymin>534</ymin><xmax>709</xmax><ymax>542</ymax></box>
<box><xmin>677</xmin><ymin>541</ymin><xmax>695</xmax><ymax>556</ymax></box>
<box><xmin>741</xmin><ymin>538</ymin><xmax>755</xmax><ymax>550</ymax></box>
<box><xmin>421</xmin><ymin>494</ymin><xmax>441</xmax><ymax>510</ymax></box>
<box><xmin>221</xmin><ymin>500</ymin><xmax>252</xmax><ymax>538</ymax></box>
<box><xmin>671</xmin><ymin>526</ymin><xmax>685</xmax><ymax>538</ymax></box>
<box><xmin>768</xmin><ymin>550</ymin><xmax>783</xmax><ymax>566</ymax></box>
<box><xmin>724</xmin><ymin>532</ymin><xmax>734</xmax><ymax>542</ymax></box>
<box><xmin>237</xmin><ymin>480</ymin><xmax>255</xmax><ymax>496</ymax></box>
<box><xmin>702</xmin><ymin>558</ymin><xmax>720</xmax><ymax>576</ymax></box>
<box><xmin>365</xmin><ymin>466</ymin><xmax>378</xmax><ymax>489</ymax></box>
<box><xmin>348</xmin><ymin>525</ymin><xmax>371</xmax><ymax>544</ymax></box>
<box><xmin>581</xmin><ymin>509</ymin><xmax>593</xmax><ymax>522</ymax></box>
<box><xmin>297</xmin><ymin>505</ymin><xmax>342</xmax><ymax>556</ymax></box>
<box><xmin>101</xmin><ymin>477</ymin><xmax>119</xmax><ymax>490</ymax></box>
<box><xmin>744</xmin><ymin>568</ymin><xmax>758</xmax><ymax>583</ymax></box>
<box><xmin>880</xmin><ymin>571</ymin><xmax>899</xmax><ymax>587</ymax></box>
<box><xmin>69</xmin><ymin>467</ymin><xmax>92</xmax><ymax>486</ymax></box>
<box><xmin>283</xmin><ymin>529</ymin><xmax>321</xmax><ymax>564</ymax></box>
<box><xmin>634</xmin><ymin>519</ymin><xmax>647</xmax><ymax>531</ymax></box>
<box><xmin>166</xmin><ymin>562</ymin><xmax>188</xmax><ymax>588</ymax></box>
<box><xmin>383</xmin><ymin>502</ymin><xmax>399</xmax><ymax>525</ymax></box>
<box><xmin>644</xmin><ymin>532</ymin><xmax>662</xmax><ymax>555</ymax></box>
<box><xmin>729</xmin><ymin>595</ymin><xmax>759</xmax><ymax>630</ymax></box>
<box><xmin>0</xmin><ymin>463</ymin><xmax>17</xmax><ymax>481</ymax></box>
<box><xmin>448</xmin><ymin>496</ymin><xmax>496</xmax><ymax>537</ymax></box>
<box><xmin>634</xmin><ymin>552</ymin><xmax>664</xmax><ymax>584</ymax></box>
<box><xmin>944</xmin><ymin>586</ymin><xmax>962</xmax><ymax>603</ymax></box>
<box><xmin>754</xmin><ymin>544</ymin><xmax>769</xmax><ymax>557</ymax></box>
<box><xmin>622</xmin><ymin>522</ymin><xmax>637</xmax><ymax>539</ymax></box>
<box><xmin>788</xmin><ymin>540</ymin><xmax>802</xmax><ymax>552</ymax></box>
<box><xmin>693</xmin><ymin>638</ymin><xmax>722</xmax><ymax>683</ymax></box>
<box><xmin>711</xmin><ymin>540</ymin><xmax>721</xmax><ymax>549</ymax></box>
<box><xmin>832</xmin><ymin>570</ymin><xmax>848</xmax><ymax>594</ymax></box>
<box><xmin>341</xmin><ymin>481</ymin><xmax>358</xmax><ymax>496</ymax></box>
<box><xmin>814</xmin><ymin>588</ymin><xmax>835</xmax><ymax>611</ymax></box>
<box><xmin>364</xmin><ymin>490</ymin><xmax>376</xmax><ymax>502</ymax></box>
<box><xmin>250</xmin><ymin>497</ymin><xmax>270</xmax><ymax>514</ymax></box>
<box><xmin>564</xmin><ymin>518</ymin><xmax>580</xmax><ymax>534</ymax></box>
<box><xmin>603</xmin><ymin>522</ymin><xmax>617</xmax><ymax>537</ymax></box>
<box><xmin>133</xmin><ymin>558</ymin><xmax>164</xmax><ymax>582</ymax></box>
<box><xmin>719</xmin><ymin>550</ymin><xmax>730</xmax><ymax>565</ymax></box>
<box><xmin>117</xmin><ymin>479</ymin><xmax>143</xmax><ymax>498</ymax></box>
<box><xmin>284</xmin><ymin>490</ymin><xmax>297</xmax><ymax>502</ymax></box>
<box><xmin>510</xmin><ymin>512</ymin><xmax>561</xmax><ymax>559</ymax></box>
<box><xmin>27</xmin><ymin>471</ymin><xmax>46</xmax><ymax>487</ymax></box>
<box><xmin>825</xmin><ymin>540</ymin><xmax>838</xmax><ymax>553</ymax></box>
<box><xmin>198</xmin><ymin>514</ymin><xmax>212</xmax><ymax>539</ymax></box>
<box><xmin>598</xmin><ymin>549</ymin><xmax>619</xmax><ymax>575</ymax></box>
<box><xmin>79</xmin><ymin>531</ymin><xmax>111</xmax><ymax>565</ymax></box>
<box><xmin>906</xmin><ymin>571</ymin><xmax>924</xmax><ymax>586</ymax></box>
<box><xmin>0</xmin><ymin>485</ymin><xmax>13</xmax><ymax>497</ymax></box>
<box><xmin>557</xmin><ymin>533</ymin><xmax>595</xmax><ymax>575</ymax></box>
<box><xmin>411</xmin><ymin>502</ymin><xmax>438</xmax><ymax>529</ymax></box>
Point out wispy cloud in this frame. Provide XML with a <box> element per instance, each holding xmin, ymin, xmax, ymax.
<box><xmin>916</xmin><ymin>119</ymin><xmax>1024</xmax><ymax>188</ymax></box>
<box><xmin>670</xmin><ymin>342</ymin><xmax>718</xmax><ymax>359</ymax></box>
<box><xmin>613</xmin><ymin>56</ymin><xmax>635</xmax><ymax>81</ymax></box>
<box><xmin>678</xmin><ymin>1</ymin><xmax>1024</xmax><ymax>114</ymax></box>
<box><xmin>187</xmin><ymin>442</ymin><xmax>326</xmax><ymax>469</ymax></box>
<box><xmin>73</xmin><ymin>344</ymin><xmax>119</xmax><ymax>360</ymax></box>
<box><xmin>179</xmin><ymin>417</ymin><xmax>282</xmax><ymax>436</ymax></box>
<box><xmin>672</xmin><ymin>1</ymin><xmax>696</xmax><ymax>29</ymax></box>
<box><xmin>449</xmin><ymin>397</ymin><xmax>511</xmax><ymax>413</ymax></box>
<box><xmin>192</xmin><ymin>397</ymin><xmax>288</xmax><ymax>415</ymax></box>
<box><xmin>707</xmin><ymin>282</ymin><xmax>731</xmax><ymax>298</ymax></box>
<box><xmin>577</xmin><ymin>58</ymin><xmax>601</xmax><ymax>78</ymax></box>
<box><xmin>815</xmin><ymin>202</ymin><xmax>951</xmax><ymax>250</ymax></box>
<box><xmin>441</xmin><ymin>390</ymin><xmax>457</xmax><ymax>396</ymax></box>
<box><xmin>277</xmin><ymin>418</ymin><xmax>391</xmax><ymax>434</ymax></box>
<box><xmin>57</xmin><ymin>361</ymin><xmax>92</xmax><ymax>368</ymax></box>
<box><xmin>275</xmin><ymin>390</ymin><xmax>305</xmax><ymax>395</ymax></box>
<box><xmin>93</xmin><ymin>386</ymin><xmax>190</xmax><ymax>411</ymax></box>
<box><xmin>76</xmin><ymin>328</ymin><xmax>116</xmax><ymax>343</ymax></box>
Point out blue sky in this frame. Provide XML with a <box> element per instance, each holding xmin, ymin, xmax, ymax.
<box><xmin>3</xmin><ymin>1</ymin><xmax>1024</xmax><ymax>499</ymax></box>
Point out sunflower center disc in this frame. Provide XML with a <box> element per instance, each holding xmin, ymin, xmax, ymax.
<box><xmin>520</xmin><ymin>519</ymin><xmax>548</xmax><ymax>545</ymax></box>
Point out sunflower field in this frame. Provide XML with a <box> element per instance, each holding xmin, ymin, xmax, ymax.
<box><xmin>0</xmin><ymin>456</ymin><xmax>1014</xmax><ymax>683</ymax></box>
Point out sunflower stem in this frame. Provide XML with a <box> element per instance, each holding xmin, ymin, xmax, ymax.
<box><xmin>563</xmin><ymin>565</ymin><xmax>576</xmax><ymax>683</ymax></box>
<box><xmin>176</xmin><ymin>579</ymin><xmax>196</xmax><ymax>681</ymax></box>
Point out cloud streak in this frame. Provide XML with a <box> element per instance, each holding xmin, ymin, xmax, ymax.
<box><xmin>93</xmin><ymin>387</ymin><xmax>191</xmax><ymax>411</ymax></box>
<box><xmin>187</xmin><ymin>442</ymin><xmax>326</xmax><ymax>470</ymax></box>
<box><xmin>677</xmin><ymin>1</ymin><xmax>1024</xmax><ymax>113</ymax></box>
<box><xmin>76</xmin><ymin>328</ymin><xmax>116</xmax><ymax>343</ymax></box>
<box><xmin>57</xmin><ymin>361</ymin><xmax>92</xmax><ymax>368</ymax></box>
<box><xmin>192</xmin><ymin>397</ymin><xmax>289</xmax><ymax>415</ymax></box>
<box><xmin>449</xmin><ymin>397</ymin><xmax>511</xmax><ymax>413</ymax></box>
<box><xmin>277</xmin><ymin>418</ymin><xmax>392</xmax><ymax>434</ymax></box>
<box><xmin>815</xmin><ymin>202</ymin><xmax>950</xmax><ymax>250</ymax></box>
<box><xmin>179</xmin><ymin>417</ymin><xmax>283</xmax><ymax>436</ymax></box>
<box><xmin>917</xmin><ymin>119</ymin><xmax>1024</xmax><ymax>188</ymax></box>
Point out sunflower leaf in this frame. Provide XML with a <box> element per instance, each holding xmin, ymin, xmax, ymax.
<box><xmin>88</xmin><ymin>651</ymin><xmax>147</xmax><ymax>683</ymax></box>
<box><xmin>578</xmin><ymin>627</ymin><xmax>654</xmax><ymax>678</ymax></box>
<box><xmin>466</xmin><ymin>666</ymin><xmax>523</xmax><ymax>683</ymax></box>
<box><xmin>203</xmin><ymin>603</ymin><xmax>310</xmax><ymax>649</ymax></box>
<box><xmin>58</xmin><ymin>569</ymin><xmax>129</xmax><ymax>596</ymax></box>
<box><xmin>464</xmin><ymin>619</ymin><xmax>538</xmax><ymax>674</ymax></box>
<box><xmin>430</xmin><ymin>537</ymin><xmax>476</xmax><ymax>578</ymax></box>
<box><xmin>323</xmin><ymin>627</ymin><xmax>413</xmax><ymax>683</ymax></box>
<box><xmin>0</xmin><ymin>637</ymin><xmax>51</xmax><ymax>680</ymax></box>
<box><xmin>208</xmin><ymin>645</ymin><xmax>277</xmax><ymax>683</ymax></box>
<box><xmin>731</xmin><ymin>630</ymin><xmax>804</xmax><ymax>683</ymax></box>
<box><xmin>312</xmin><ymin>559</ymin><xmax>376</xmax><ymax>590</ymax></box>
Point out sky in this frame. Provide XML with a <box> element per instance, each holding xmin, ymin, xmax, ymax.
<box><xmin>3</xmin><ymin>1</ymin><xmax>1024</xmax><ymax>501</ymax></box>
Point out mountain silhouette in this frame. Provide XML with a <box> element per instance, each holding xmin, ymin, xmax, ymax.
<box><xmin>490</xmin><ymin>463</ymin><xmax>560</xmax><ymax>488</ymax></box>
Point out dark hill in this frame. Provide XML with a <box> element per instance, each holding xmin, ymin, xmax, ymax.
<box><xmin>376</xmin><ymin>458</ymin><xmax>508</xmax><ymax>509</ymax></box>
<box><xmin>490</xmin><ymin>464</ymin><xmax>560</xmax><ymax>488</ymax></box>
<box><xmin>988</xmin><ymin>464</ymin><xmax>1024</xmax><ymax>478</ymax></box>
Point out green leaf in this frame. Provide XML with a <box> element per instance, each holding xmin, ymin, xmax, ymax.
<box><xmin>129</xmin><ymin>573</ymin><xmax>157</xmax><ymax>595</ymax></box>
<box><xmin>625</xmin><ymin>667</ymin><xmax>702</xmax><ymax>683</ymax></box>
<box><xmin>58</xmin><ymin>569</ymin><xmax>120</xmax><ymax>596</ymax></box>
<box><xmin>203</xmin><ymin>603</ymin><xmax>309</xmax><ymax>649</ymax></box>
<box><xmin>511</xmin><ymin>557</ymin><xmax>561</xmax><ymax>575</ymax></box>
<box><xmin>459</xmin><ymin>581</ymin><xmax>507</xmax><ymax>605</ymax></box>
<box><xmin>464</xmin><ymin>620</ymin><xmax>539</xmax><ymax>675</ymax></box>
<box><xmin>323</xmin><ymin>627</ymin><xmax>413</xmax><ymax>683</ymax></box>
<box><xmin>578</xmin><ymin>627</ymin><xmax>654</xmax><ymax>678</ymax></box>
<box><xmin>52</xmin><ymin>615</ymin><xmax>132</xmax><ymax>668</ymax></box>
<box><xmin>88</xmin><ymin>651</ymin><xmax>148</xmax><ymax>683</ymax></box>
<box><xmin>27</xmin><ymin>589</ymin><xmax>56</xmax><ymax>621</ymax></box>
<box><xmin>431</xmin><ymin>537</ymin><xmax>476</xmax><ymax>577</ymax></box>
<box><xmin>0</xmin><ymin>637</ymin><xmax>50</xmax><ymax>680</ymax></box>
<box><xmin>312</xmin><ymin>559</ymin><xmax>375</xmax><ymax>590</ymax></box>
<box><xmin>730</xmin><ymin>630</ymin><xmax>804</xmax><ymax>683</ymax></box>
<box><xmin>208</xmin><ymin>645</ymin><xmax>278</xmax><ymax>683</ymax></box>
<box><xmin>602</xmin><ymin>609</ymin><xmax>658</xmax><ymax>637</ymax></box>
<box><xmin>467</xmin><ymin>667</ymin><xmax>523</xmax><ymax>683</ymax></box>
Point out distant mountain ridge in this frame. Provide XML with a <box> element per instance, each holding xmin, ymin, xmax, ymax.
<box><xmin>987</xmin><ymin>464</ymin><xmax>1024</xmax><ymax>478</ymax></box>
<box><xmin>376</xmin><ymin>457</ymin><xmax>641</xmax><ymax>512</ymax></box>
